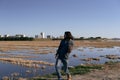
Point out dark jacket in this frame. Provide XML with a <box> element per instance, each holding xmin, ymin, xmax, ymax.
<box><xmin>56</xmin><ymin>39</ymin><xmax>74</xmax><ymax>59</ymax></box>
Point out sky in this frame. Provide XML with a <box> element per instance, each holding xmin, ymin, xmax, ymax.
<box><xmin>0</xmin><ymin>0</ymin><xmax>120</xmax><ymax>38</ymax></box>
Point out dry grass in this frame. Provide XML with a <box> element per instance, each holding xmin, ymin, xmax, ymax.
<box><xmin>0</xmin><ymin>40</ymin><xmax>120</xmax><ymax>52</ymax></box>
<box><xmin>0</xmin><ymin>41</ymin><xmax>59</xmax><ymax>52</ymax></box>
<box><xmin>0</xmin><ymin>57</ymin><xmax>54</xmax><ymax>68</ymax></box>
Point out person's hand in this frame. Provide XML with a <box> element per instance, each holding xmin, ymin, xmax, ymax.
<box><xmin>55</xmin><ymin>54</ymin><xmax>58</xmax><ymax>59</ymax></box>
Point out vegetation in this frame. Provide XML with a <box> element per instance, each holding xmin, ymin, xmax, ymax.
<box><xmin>0</xmin><ymin>37</ymin><xmax>34</xmax><ymax>41</ymax></box>
<box><xmin>52</xmin><ymin>37</ymin><xmax>102</xmax><ymax>40</ymax></box>
<box><xmin>0</xmin><ymin>36</ymin><xmax>102</xmax><ymax>41</ymax></box>
<box><xmin>74</xmin><ymin>37</ymin><xmax>102</xmax><ymax>40</ymax></box>
<box><xmin>32</xmin><ymin>65</ymin><xmax>102</xmax><ymax>80</ymax></box>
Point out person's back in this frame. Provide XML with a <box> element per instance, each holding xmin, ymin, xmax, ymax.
<box><xmin>57</xmin><ymin>39</ymin><xmax>73</xmax><ymax>59</ymax></box>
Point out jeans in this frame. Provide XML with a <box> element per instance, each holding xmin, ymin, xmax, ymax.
<box><xmin>55</xmin><ymin>58</ymin><xmax>70</xmax><ymax>80</ymax></box>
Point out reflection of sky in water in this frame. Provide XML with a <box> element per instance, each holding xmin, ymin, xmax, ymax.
<box><xmin>69</xmin><ymin>47</ymin><xmax>120</xmax><ymax>66</ymax></box>
<box><xmin>0</xmin><ymin>47</ymin><xmax>120</xmax><ymax>79</ymax></box>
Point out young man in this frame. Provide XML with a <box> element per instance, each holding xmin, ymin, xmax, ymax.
<box><xmin>55</xmin><ymin>31</ymin><xmax>74</xmax><ymax>80</ymax></box>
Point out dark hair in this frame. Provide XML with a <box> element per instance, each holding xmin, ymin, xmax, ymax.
<box><xmin>64</xmin><ymin>31</ymin><xmax>73</xmax><ymax>40</ymax></box>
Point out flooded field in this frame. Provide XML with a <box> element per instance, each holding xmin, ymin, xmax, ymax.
<box><xmin>0</xmin><ymin>41</ymin><xmax>120</xmax><ymax>79</ymax></box>
<box><xmin>0</xmin><ymin>46</ymin><xmax>120</xmax><ymax>79</ymax></box>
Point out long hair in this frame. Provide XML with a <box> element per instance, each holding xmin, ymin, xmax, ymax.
<box><xmin>64</xmin><ymin>31</ymin><xmax>73</xmax><ymax>40</ymax></box>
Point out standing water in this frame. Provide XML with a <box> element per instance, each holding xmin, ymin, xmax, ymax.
<box><xmin>0</xmin><ymin>47</ymin><xmax>120</xmax><ymax>79</ymax></box>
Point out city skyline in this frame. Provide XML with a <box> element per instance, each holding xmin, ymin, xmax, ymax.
<box><xmin>0</xmin><ymin>0</ymin><xmax>120</xmax><ymax>38</ymax></box>
<box><xmin>0</xmin><ymin>32</ymin><xmax>118</xmax><ymax>39</ymax></box>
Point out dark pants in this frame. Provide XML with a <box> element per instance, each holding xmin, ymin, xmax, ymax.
<box><xmin>55</xmin><ymin>58</ymin><xmax>70</xmax><ymax>80</ymax></box>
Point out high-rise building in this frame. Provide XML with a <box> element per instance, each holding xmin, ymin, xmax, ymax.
<box><xmin>40</xmin><ymin>32</ymin><xmax>45</xmax><ymax>38</ymax></box>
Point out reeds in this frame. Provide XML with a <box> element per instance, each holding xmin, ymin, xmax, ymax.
<box><xmin>0</xmin><ymin>58</ymin><xmax>54</xmax><ymax>68</ymax></box>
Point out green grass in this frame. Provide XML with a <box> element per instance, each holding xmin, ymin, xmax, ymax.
<box><xmin>70</xmin><ymin>65</ymin><xmax>102</xmax><ymax>75</ymax></box>
<box><xmin>32</xmin><ymin>64</ymin><xmax>102</xmax><ymax>80</ymax></box>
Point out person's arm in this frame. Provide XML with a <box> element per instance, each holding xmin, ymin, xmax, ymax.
<box><xmin>55</xmin><ymin>40</ymin><xmax>63</xmax><ymax>58</ymax></box>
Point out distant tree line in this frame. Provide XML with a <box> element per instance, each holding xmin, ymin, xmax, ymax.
<box><xmin>0</xmin><ymin>37</ymin><xmax>34</xmax><ymax>41</ymax></box>
<box><xmin>52</xmin><ymin>37</ymin><xmax>102</xmax><ymax>40</ymax></box>
<box><xmin>0</xmin><ymin>36</ymin><xmax>102</xmax><ymax>41</ymax></box>
<box><xmin>75</xmin><ymin>37</ymin><xmax>102</xmax><ymax>40</ymax></box>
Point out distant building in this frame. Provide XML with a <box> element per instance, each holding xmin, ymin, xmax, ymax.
<box><xmin>35</xmin><ymin>32</ymin><xmax>45</xmax><ymax>39</ymax></box>
<box><xmin>47</xmin><ymin>35</ymin><xmax>52</xmax><ymax>39</ymax></box>
<box><xmin>4</xmin><ymin>34</ymin><xmax>9</xmax><ymax>37</ymax></box>
<box><xmin>35</xmin><ymin>35</ymin><xmax>39</xmax><ymax>38</ymax></box>
<box><xmin>40</xmin><ymin>32</ymin><xmax>45</xmax><ymax>38</ymax></box>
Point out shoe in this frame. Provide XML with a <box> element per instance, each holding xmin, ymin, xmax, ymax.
<box><xmin>67</xmin><ymin>74</ymin><xmax>72</xmax><ymax>80</ymax></box>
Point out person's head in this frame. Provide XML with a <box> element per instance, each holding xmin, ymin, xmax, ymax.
<box><xmin>64</xmin><ymin>31</ymin><xmax>73</xmax><ymax>40</ymax></box>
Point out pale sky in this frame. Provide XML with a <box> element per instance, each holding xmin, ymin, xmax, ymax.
<box><xmin>0</xmin><ymin>0</ymin><xmax>120</xmax><ymax>38</ymax></box>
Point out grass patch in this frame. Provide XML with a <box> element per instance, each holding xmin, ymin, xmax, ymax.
<box><xmin>32</xmin><ymin>64</ymin><xmax>102</xmax><ymax>80</ymax></box>
<box><xmin>70</xmin><ymin>65</ymin><xmax>102</xmax><ymax>75</ymax></box>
